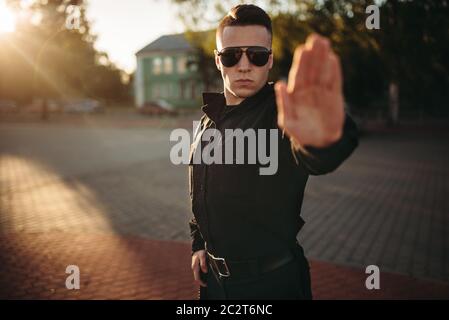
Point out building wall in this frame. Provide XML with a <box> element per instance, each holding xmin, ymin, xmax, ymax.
<box><xmin>135</xmin><ymin>50</ymin><xmax>204</xmax><ymax>109</ymax></box>
<box><xmin>135</xmin><ymin>57</ymin><xmax>145</xmax><ymax>107</ymax></box>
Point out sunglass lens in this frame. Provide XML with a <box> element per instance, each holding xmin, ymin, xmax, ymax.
<box><xmin>220</xmin><ymin>48</ymin><xmax>242</xmax><ymax>67</ymax></box>
<box><xmin>247</xmin><ymin>48</ymin><xmax>270</xmax><ymax>66</ymax></box>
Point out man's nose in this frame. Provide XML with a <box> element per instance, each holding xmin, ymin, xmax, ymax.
<box><xmin>237</xmin><ymin>52</ymin><xmax>251</xmax><ymax>72</ymax></box>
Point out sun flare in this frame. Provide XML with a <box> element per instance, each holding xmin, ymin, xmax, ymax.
<box><xmin>0</xmin><ymin>0</ymin><xmax>16</xmax><ymax>33</ymax></box>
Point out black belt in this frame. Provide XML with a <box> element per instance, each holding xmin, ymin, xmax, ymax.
<box><xmin>206</xmin><ymin>249</ymin><xmax>296</xmax><ymax>281</ymax></box>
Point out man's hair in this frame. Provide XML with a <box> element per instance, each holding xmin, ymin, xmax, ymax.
<box><xmin>216</xmin><ymin>4</ymin><xmax>272</xmax><ymax>43</ymax></box>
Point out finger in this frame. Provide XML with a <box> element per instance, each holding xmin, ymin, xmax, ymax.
<box><xmin>200</xmin><ymin>255</ymin><xmax>208</xmax><ymax>273</ymax></box>
<box><xmin>288</xmin><ymin>45</ymin><xmax>310</xmax><ymax>92</ymax></box>
<box><xmin>193</xmin><ymin>271</ymin><xmax>207</xmax><ymax>287</ymax></box>
<box><xmin>328</xmin><ymin>52</ymin><xmax>343</xmax><ymax>93</ymax></box>
<box><xmin>305</xmin><ymin>33</ymin><xmax>320</xmax><ymax>50</ymax></box>
<box><xmin>275</xmin><ymin>81</ymin><xmax>297</xmax><ymax>134</ymax></box>
<box><xmin>191</xmin><ymin>255</ymin><xmax>197</xmax><ymax>270</ymax></box>
<box><xmin>192</xmin><ymin>264</ymin><xmax>207</xmax><ymax>287</ymax></box>
<box><xmin>318</xmin><ymin>53</ymin><xmax>333</xmax><ymax>88</ymax></box>
<box><xmin>275</xmin><ymin>81</ymin><xmax>288</xmax><ymax>129</ymax></box>
<box><xmin>275</xmin><ymin>81</ymin><xmax>285</xmax><ymax>127</ymax></box>
<box><xmin>307</xmin><ymin>34</ymin><xmax>330</xmax><ymax>85</ymax></box>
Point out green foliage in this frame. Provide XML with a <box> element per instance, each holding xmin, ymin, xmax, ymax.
<box><xmin>171</xmin><ymin>0</ymin><xmax>449</xmax><ymax>117</ymax></box>
<box><xmin>184</xmin><ymin>29</ymin><xmax>222</xmax><ymax>91</ymax></box>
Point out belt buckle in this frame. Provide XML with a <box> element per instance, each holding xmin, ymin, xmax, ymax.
<box><xmin>208</xmin><ymin>252</ymin><xmax>231</xmax><ymax>278</ymax></box>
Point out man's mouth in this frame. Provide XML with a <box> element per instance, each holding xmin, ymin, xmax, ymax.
<box><xmin>235</xmin><ymin>79</ymin><xmax>253</xmax><ymax>85</ymax></box>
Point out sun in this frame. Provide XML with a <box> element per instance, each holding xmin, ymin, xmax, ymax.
<box><xmin>0</xmin><ymin>0</ymin><xmax>16</xmax><ymax>33</ymax></box>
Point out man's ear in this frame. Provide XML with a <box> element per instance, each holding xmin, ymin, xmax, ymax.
<box><xmin>268</xmin><ymin>52</ymin><xmax>274</xmax><ymax>70</ymax></box>
<box><xmin>215</xmin><ymin>53</ymin><xmax>221</xmax><ymax>71</ymax></box>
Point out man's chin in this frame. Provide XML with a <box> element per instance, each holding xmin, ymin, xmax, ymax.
<box><xmin>231</xmin><ymin>87</ymin><xmax>258</xmax><ymax>98</ymax></box>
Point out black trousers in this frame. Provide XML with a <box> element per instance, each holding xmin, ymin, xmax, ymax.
<box><xmin>199</xmin><ymin>243</ymin><xmax>312</xmax><ymax>300</ymax></box>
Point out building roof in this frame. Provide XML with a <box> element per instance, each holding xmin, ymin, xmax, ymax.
<box><xmin>136</xmin><ymin>33</ymin><xmax>193</xmax><ymax>55</ymax></box>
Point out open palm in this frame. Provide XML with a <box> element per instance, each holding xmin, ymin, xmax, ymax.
<box><xmin>275</xmin><ymin>34</ymin><xmax>345</xmax><ymax>149</ymax></box>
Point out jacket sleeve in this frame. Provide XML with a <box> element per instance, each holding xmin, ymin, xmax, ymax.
<box><xmin>291</xmin><ymin>113</ymin><xmax>359</xmax><ymax>175</ymax></box>
<box><xmin>188</xmin><ymin>116</ymin><xmax>207</xmax><ymax>255</ymax></box>
<box><xmin>189</xmin><ymin>217</ymin><xmax>205</xmax><ymax>254</ymax></box>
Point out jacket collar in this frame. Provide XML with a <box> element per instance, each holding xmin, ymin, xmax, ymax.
<box><xmin>201</xmin><ymin>82</ymin><xmax>273</xmax><ymax>123</ymax></box>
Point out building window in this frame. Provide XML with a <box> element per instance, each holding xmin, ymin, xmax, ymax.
<box><xmin>164</xmin><ymin>56</ymin><xmax>173</xmax><ymax>74</ymax></box>
<box><xmin>188</xmin><ymin>56</ymin><xmax>198</xmax><ymax>72</ymax></box>
<box><xmin>153</xmin><ymin>58</ymin><xmax>162</xmax><ymax>75</ymax></box>
<box><xmin>177</xmin><ymin>56</ymin><xmax>187</xmax><ymax>74</ymax></box>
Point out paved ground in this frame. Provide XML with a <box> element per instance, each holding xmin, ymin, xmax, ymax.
<box><xmin>2</xmin><ymin>233</ymin><xmax>449</xmax><ymax>300</ymax></box>
<box><xmin>0</xmin><ymin>113</ymin><xmax>448</xmax><ymax>299</ymax></box>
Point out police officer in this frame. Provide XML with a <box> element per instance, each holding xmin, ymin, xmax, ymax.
<box><xmin>189</xmin><ymin>4</ymin><xmax>358</xmax><ymax>299</ymax></box>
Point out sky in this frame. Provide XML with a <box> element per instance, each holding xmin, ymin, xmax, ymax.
<box><xmin>85</xmin><ymin>0</ymin><xmax>186</xmax><ymax>74</ymax></box>
<box><xmin>0</xmin><ymin>0</ymin><xmax>254</xmax><ymax>74</ymax></box>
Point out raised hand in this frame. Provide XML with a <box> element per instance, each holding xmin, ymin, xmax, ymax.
<box><xmin>275</xmin><ymin>34</ymin><xmax>345</xmax><ymax>149</ymax></box>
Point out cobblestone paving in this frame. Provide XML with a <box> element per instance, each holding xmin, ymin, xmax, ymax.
<box><xmin>1</xmin><ymin>119</ymin><xmax>448</xmax><ymax>299</ymax></box>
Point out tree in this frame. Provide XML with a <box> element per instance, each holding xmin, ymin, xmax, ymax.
<box><xmin>184</xmin><ymin>30</ymin><xmax>222</xmax><ymax>92</ymax></box>
<box><xmin>0</xmin><ymin>0</ymin><xmax>130</xmax><ymax>115</ymax></box>
<box><xmin>170</xmin><ymin>0</ymin><xmax>449</xmax><ymax>123</ymax></box>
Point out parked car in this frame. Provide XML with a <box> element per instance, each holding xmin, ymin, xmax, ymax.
<box><xmin>139</xmin><ymin>100</ymin><xmax>178</xmax><ymax>116</ymax></box>
<box><xmin>63</xmin><ymin>99</ymin><xmax>104</xmax><ymax>113</ymax></box>
<box><xmin>21</xmin><ymin>99</ymin><xmax>62</xmax><ymax>113</ymax></box>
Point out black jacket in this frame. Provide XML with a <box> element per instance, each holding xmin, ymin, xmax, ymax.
<box><xmin>188</xmin><ymin>82</ymin><xmax>358</xmax><ymax>259</ymax></box>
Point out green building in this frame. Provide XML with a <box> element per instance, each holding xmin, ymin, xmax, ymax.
<box><xmin>134</xmin><ymin>33</ymin><xmax>204</xmax><ymax>109</ymax></box>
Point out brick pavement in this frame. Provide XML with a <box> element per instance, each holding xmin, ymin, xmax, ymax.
<box><xmin>299</xmin><ymin>131</ymin><xmax>449</xmax><ymax>281</ymax></box>
<box><xmin>1</xmin><ymin>233</ymin><xmax>448</xmax><ymax>299</ymax></box>
<box><xmin>1</xmin><ymin>117</ymin><xmax>448</xmax><ymax>299</ymax></box>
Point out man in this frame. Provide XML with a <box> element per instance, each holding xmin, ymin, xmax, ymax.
<box><xmin>189</xmin><ymin>4</ymin><xmax>358</xmax><ymax>299</ymax></box>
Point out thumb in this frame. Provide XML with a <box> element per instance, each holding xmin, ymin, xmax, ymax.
<box><xmin>275</xmin><ymin>81</ymin><xmax>289</xmax><ymax>129</ymax></box>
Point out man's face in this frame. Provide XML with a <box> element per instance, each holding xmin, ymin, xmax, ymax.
<box><xmin>216</xmin><ymin>25</ymin><xmax>273</xmax><ymax>103</ymax></box>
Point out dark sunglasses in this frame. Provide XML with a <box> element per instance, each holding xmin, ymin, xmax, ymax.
<box><xmin>215</xmin><ymin>46</ymin><xmax>272</xmax><ymax>67</ymax></box>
